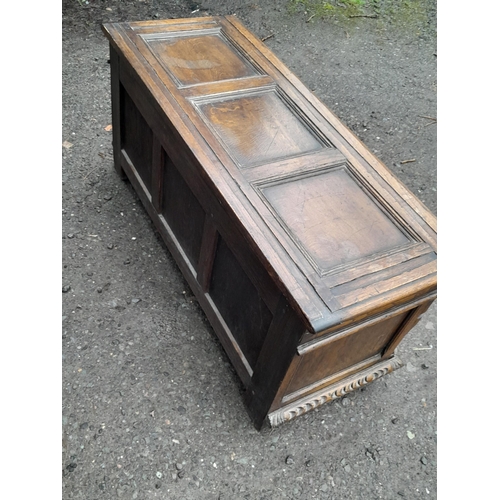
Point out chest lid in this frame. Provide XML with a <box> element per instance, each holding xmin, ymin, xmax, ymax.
<box><xmin>102</xmin><ymin>16</ymin><xmax>437</xmax><ymax>335</ymax></box>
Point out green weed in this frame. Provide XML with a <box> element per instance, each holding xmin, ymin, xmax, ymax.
<box><xmin>289</xmin><ymin>0</ymin><xmax>434</xmax><ymax>29</ymax></box>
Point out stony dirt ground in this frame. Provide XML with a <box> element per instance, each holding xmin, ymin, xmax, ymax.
<box><xmin>62</xmin><ymin>1</ymin><xmax>437</xmax><ymax>498</ymax></box>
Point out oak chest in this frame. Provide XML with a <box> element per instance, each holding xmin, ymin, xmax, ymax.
<box><xmin>102</xmin><ymin>16</ymin><xmax>437</xmax><ymax>429</ymax></box>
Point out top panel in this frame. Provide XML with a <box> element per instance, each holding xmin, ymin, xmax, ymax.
<box><xmin>142</xmin><ymin>30</ymin><xmax>260</xmax><ymax>87</ymax></box>
<box><xmin>194</xmin><ymin>88</ymin><xmax>326</xmax><ymax>168</ymax></box>
<box><xmin>260</xmin><ymin>166</ymin><xmax>410</xmax><ymax>274</ymax></box>
<box><xmin>102</xmin><ymin>16</ymin><xmax>437</xmax><ymax>333</ymax></box>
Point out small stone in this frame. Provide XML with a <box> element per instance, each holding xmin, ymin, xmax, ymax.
<box><xmin>66</xmin><ymin>462</ymin><xmax>77</xmax><ymax>472</ymax></box>
<box><xmin>320</xmin><ymin>484</ymin><xmax>328</xmax><ymax>492</ymax></box>
<box><xmin>407</xmin><ymin>431</ymin><xmax>415</xmax><ymax>440</ymax></box>
<box><xmin>156</xmin><ymin>471</ymin><xmax>162</xmax><ymax>479</ymax></box>
<box><xmin>341</xmin><ymin>397</ymin><xmax>350</xmax><ymax>407</ymax></box>
<box><xmin>62</xmin><ymin>285</ymin><xmax>71</xmax><ymax>293</ymax></box>
<box><xmin>175</xmin><ymin>463</ymin><xmax>183</xmax><ymax>471</ymax></box>
<box><xmin>124</xmin><ymin>259</ymin><xmax>130</xmax><ymax>265</ymax></box>
<box><xmin>177</xmin><ymin>470</ymin><xmax>185</xmax><ymax>479</ymax></box>
<box><xmin>177</xmin><ymin>406</ymin><xmax>186</xmax><ymax>414</ymax></box>
<box><xmin>420</xmin><ymin>456</ymin><xmax>428</xmax><ymax>465</ymax></box>
<box><xmin>391</xmin><ymin>417</ymin><xmax>399</xmax><ymax>424</ymax></box>
<box><xmin>131</xmin><ymin>298</ymin><xmax>141</xmax><ymax>304</ymax></box>
<box><xmin>67</xmin><ymin>233</ymin><xmax>74</xmax><ymax>239</ymax></box>
<box><xmin>285</xmin><ymin>455</ymin><xmax>294</xmax><ymax>465</ymax></box>
<box><xmin>155</xmin><ymin>482</ymin><xmax>161</xmax><ymax>489</ymax></box>
<box><xmin>79</xmin><ymin>422</ymin><xmax>89</xmax><ymax>431</ymax></box>
<box><xmin>305</xmin><ymin>458</ymin><xmax>314</xmax><ymax>467</ymax></box>
<box><xmin>344</xmin><ymin>464</ymin><xmax>351</xmax><ymax>473</ymax></box>
<box><xmin>107</xmin><ymin>243</ymin><xmax>114</xmax><ymax>249</ymax></box>
<box><xmin>340</xmin><ymin>458</ymin><xmax>347</xmax><ymax>466</ymax></box>
<box><xmin>97</xmin><ymin>287</ymin><xmax>103</xmax><ymax>293</ymax></box>
<box><xmin>397</xmin><ymin>492</ymin><xmax>405</xmax><ymax>497</ymax></box>
<box><xmin>103</xmin><ymin>194</ymin><xmax>113</xmax><ymax>201</ymax></box>
<box><xmin>406</xmin><ymin>362</ymin><xmax>417</xmax><ymax>373</ymax></box>
<box><xmin>421</xmin><ymin>363</ymin><xmax>429</xmax><ymax>369</ymax></box>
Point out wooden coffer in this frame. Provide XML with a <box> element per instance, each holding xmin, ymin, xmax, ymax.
<box><xmin>102</xmin><ymin>16</ymin><xmax>437</xmax><ymax>429</ymax></box>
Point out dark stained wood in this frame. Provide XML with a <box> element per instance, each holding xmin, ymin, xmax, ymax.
<box><xmin>151</xmin><ymin>135</ymin><xmax>163</xmax><ymax>213</ymax></box>
<box><xmin>195</xmin><ymin>89</ymin><xmax>326</xmax><ymax>168</ymax></box>
<box><xmin>284</xmin><ymin>311</ymin><xmax>408</xmax><ymax>396</ymax></box>
<box><xmin>210</xmin><ymin>236</ymin><xmax>274</xmax><ymax>370</ymax></box>
<box><xmin>121</xmin><ymin>84</ymin><xmax>154</xmax><ymax>194</ymax></box>
<box><xmin>145</xmin><ymin>31</ymin><xmax>260</xmax><ymax>87</ymax></box>
<box><xmin>261</xmin><ymin>166</ymin><xmax>410</xmax><ymax>271</ymax></box>
<box><xmin>161</xmin><ymin>154</ymin><xmax>206</xmax><ymax>269</ymax></box>
<box><xmin>102</xmin><ymin>16</ymin><xmax>437</xmax><ymax>429</ymax></box>
<box><xmin>109</xmin><ymin>46</ymin><xmax>124</xmax><ymax>178</ymax></box>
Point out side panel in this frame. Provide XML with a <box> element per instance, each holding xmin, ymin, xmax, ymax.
<box><xmin>111</xmin><ymin>47</ymin><xmax>290</xmax><ymax>425</ymax></box>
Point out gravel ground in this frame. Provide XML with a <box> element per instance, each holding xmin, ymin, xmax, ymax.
<box><xmin>61</xmin><ymin>1</ymin><xmax>439</xmax><ymax>498</ymax></box>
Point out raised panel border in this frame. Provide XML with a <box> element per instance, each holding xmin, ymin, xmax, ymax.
<box><xmin>191</xmin><ymin>85</ymin><xmax>334</xmax><ymax>169</ymax></box>
<box><xmin>140</xmin><ymin>27</ymin><xmax>264</xmax><ymax>88</ymax></box>
<box><xmin>253</xmin><ymin>161</ymin><xmax>422</xmax><ymax>280</ymax></box>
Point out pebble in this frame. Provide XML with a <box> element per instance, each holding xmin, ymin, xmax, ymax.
<box><xmin>305</xmin><ymin>458</ymin><xmax>314</xmax><ymax>467</ymax></box>
<box><xmin>420</xmin><ymin>456</ymin><xmax>427</xmax><ymax>465</ymax></box>
<box><xmin>341</xmin><ymin>397</ymin><xmax>350</xmax><ymax>407</ymax></box>
<box><xmin>131</xmin><ymin>298</ymin><xmax>141</xmax><ymax>304</ymax></box>
<box><xmin>177</xmin><ymin>406</ymin><xmax>186</xmax><ymax>414</ymax></box>
<box><xmin>285</xmin><ymin>455</ymin><xmax>294</xmax><ymax>465</ymax></box>
<box><xmin>176</xmin><ymin>463</ymin><xmax>183</xmax><ymax>471</ymax></box>
<box><xmin>104</xmin><ymin>194</ymin><xmax>113</xmax><ymax>201</ymax></box>
<box><xmin>124</xmin><ymin>259</ymin><xmax>131</xmax><ymax>265</ymax></box>
<box><xmin>107</xmin><ymin>243</ymin><xmax>114</xmax><ymax>249</ymax></box>
<box><xmin>320</xmin><ymin>484</ymin><xmax>328</xmax><ymax>492</ymax></box>
<box><xmin>66</xmin><ymin>462</ymin><xmax>77</xmax><ymax>472</ymax></box>
<box><xmin>421</xmin><ymin>363</ymin><xmax>429</xmax><ymax>369</ymax></box>
<box><xmin>344</xmin><ymin>464</ymin><xmax>351</xmax><ymax>473</ymax></box>
<box><xmin>391</xmin><ymin>417</ymin><xmax>399</xmax><ymax>424</ymax></box>
<box><xmin>67</xmin><ymin>233</ymin><xmax>75</xmax><ymax>239</ymax></box>
<box><xmin>406</xmin><ymin>362</ymin><xmax>417</xmax><ymax>373</ymax></box>
<box><xmin>177</xmin><ymin>470</ymin><xmax>185</xmax><ymax>479</ymax></box>
<box><xmin>62</xmin><ymin>285</ymin><xmax>71</xmax><ymax>293</ymax></box>
<box><xmin>156</xmin><ymin>471</ymin><xmax>162</xmax><ymax>479</ymax></box>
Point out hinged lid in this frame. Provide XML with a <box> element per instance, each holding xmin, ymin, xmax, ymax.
<box><xmin>102</xmin><ymin>16</ymin><xmax>437</xmax><ymax>335</ymax></box>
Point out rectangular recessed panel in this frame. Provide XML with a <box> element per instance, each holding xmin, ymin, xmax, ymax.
<box><xmin>284</xmin><ymin>310</ymin><xmax>409</xmax><ymax>396</ymax></box>
<box><xmin>261</xmin><ymin>167</ymin><xmax>410</xmax><ymax>273</ymax></box>
<box><xmin>209</xmin><ymin>236</ymin><xmax>273</xmax><ymax>369</ymax></box>
<box><xmin>145</xmin><ymin>32</ymin><xmax>259</xmax><ymax>86</ymax></box>
<box><xmin>197</xmin><ymin>90</ymin><xmax>325</xmax><ymax>168</ymax></box>
<box><xmin>121</xmin><ymin>85</ymin><xmax>153</xmax><ymax>193</ymax></box>
<box><xmin>161</xmin><ymin>155</ymin><xmax>206</xmax><ymax>268</ymax></box>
